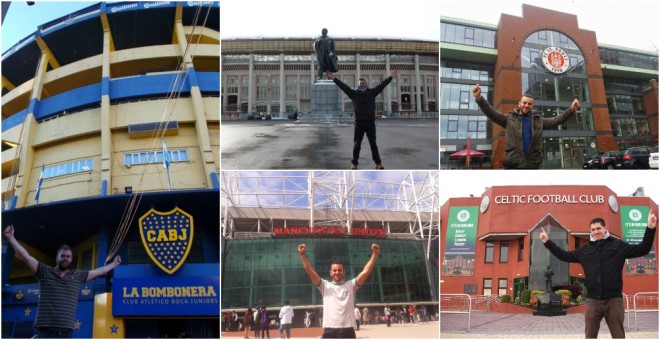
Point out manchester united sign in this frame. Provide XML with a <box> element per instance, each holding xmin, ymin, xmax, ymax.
<box><xmin>139</xmin><ymin>207</ymin><xmax>194</xmax><ymax>274</ymax></box>
<box><xmin>541</xmin><ymin>46</ymin><xmax>570</xmax><ymax>74</ymax></box>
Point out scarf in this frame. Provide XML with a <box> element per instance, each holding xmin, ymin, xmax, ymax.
<box><xmin>590</xmin><ymin>230</ymin><xmax>611</xmax><ymax>242</ymax></box>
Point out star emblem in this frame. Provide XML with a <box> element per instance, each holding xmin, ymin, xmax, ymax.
<box><xmin>74</xmin><ymin>320</ymin><xmax>82</xmax><ymax>329</ymax></box>
<box><xmin>24</xmin><ymin>307</ymin><xmax>31</xmax><ymax>317</ymax></box>
<box><xmin>110</xmin><ymin>324</ymin><xmax>119</xmax><ymax>334</ymax></box>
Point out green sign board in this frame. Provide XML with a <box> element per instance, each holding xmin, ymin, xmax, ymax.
<box><xmin>443</xmin><ymin>206</ymin><xmax>479</xmax><ymax>276</ymax></box>
<box><xmin>620</xmin><ymin>206</ymin><xmax>656</xmax><ymax>276</ymax></box>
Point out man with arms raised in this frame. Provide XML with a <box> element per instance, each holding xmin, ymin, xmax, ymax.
<box><xmin>4</xmin><ymin>225</ymin><xmax>121</xmax><ymax>338</ymax></box>
<box><xmin>540</xmin><ymin>211</ymin><xmax>657</xmax><ymax>338</ymax></box>
<box><xmin>298</xmin><ymin>243</ymin><xmax>380</xmax><ymax>338</ymax></box>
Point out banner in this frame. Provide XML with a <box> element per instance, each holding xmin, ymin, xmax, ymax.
<box><xmin>112</xmin><ymin>276</ymin><xmax>219</xmax><ymax>316</ymax></box>
<box><xmin>620</xmin><ymin>206</ymin><xmax>656</xmax><ymax>276</ymax></box>
<box><xmin>443</xmin><ymin>206</ymin><xmax>479</xmax><ymax>276</ymax></box>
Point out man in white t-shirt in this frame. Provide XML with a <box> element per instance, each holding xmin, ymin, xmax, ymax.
<box><xmin>298</xmin><ymin>243</ymin><xmax>380</xmax><ymax>339</ymax></box>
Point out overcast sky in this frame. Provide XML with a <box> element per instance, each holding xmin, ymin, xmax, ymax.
<box><xmin>439</xmin><ymin>170</ymin><xmax>660</xmax><ymax>209</ymax></box>
<box><xmin>221</xmin><ymin>0</ymin><xmax>440</xmax><ymax>41</ymax></box>
<box><xmin>440</xmin><ymin>0</ymin><xmax>659</xmax><ymax>52</ymax></box>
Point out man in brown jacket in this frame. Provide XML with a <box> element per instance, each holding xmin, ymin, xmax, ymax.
<box><xmin>472</xmin><ymin>84</ymin><xmax>580</xmax><ymax>169</ymax></box>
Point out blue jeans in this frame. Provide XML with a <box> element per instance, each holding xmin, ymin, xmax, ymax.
<box><xmin>279</xmin><ymin>323</ymin><xmax>291</xmax><ymax>338</ymax></box>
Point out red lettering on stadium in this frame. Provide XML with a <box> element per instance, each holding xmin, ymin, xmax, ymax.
<box><xmin>273</xmin><ymin>226</ymin><xmax>386</xmax><ymax>237</ymax></box>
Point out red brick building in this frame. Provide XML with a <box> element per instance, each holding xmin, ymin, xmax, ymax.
<box><xmin>440</xmin><ymin>185</ymin><xmax>658</xmax><ymax>302</ymax></box>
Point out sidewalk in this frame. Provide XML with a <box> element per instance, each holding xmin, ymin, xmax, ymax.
<box><xmin>440</xmin><ymin>311</ymin><xmax>658</xmax><ymax>338</ymax></box>
<box><xmin>222</xmin><ymin>321</ymin><xmax>439</xmax><ymax>339</ymax></box>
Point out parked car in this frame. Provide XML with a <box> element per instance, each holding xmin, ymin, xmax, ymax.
<box><xmin>620</xmin><ymin>146</ymin><xmax>654</xmax><ymax>169</ymax></box>
<box><xmin>597</xmin><ymin>150</ymin><xmax>624</xmax><ymax>170</ymax></box>
<box><xmin>582</xmin><ymin>152</ymin><xmax>604</xmax><ymax>169</ymax></box>
<box><xmin>649</xmin><ymin>146</ymin><xmax>659</xmax><ymax>169</ymax></box>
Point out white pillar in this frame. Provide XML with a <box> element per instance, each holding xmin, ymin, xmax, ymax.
<box><xmin>248</xmin><ymin>54</ymin><xmax>254</xmax><ymax>114</ymax></box>
<box><xmin>385</xmin><ymin>54</ymin><xmax>392</xmax><ymax>116</ymax></box>
<box><xmin>280</xmin><ymin>53</ymin><xmax>285</xmax><ymax>119</ymax></box>
<box><xmin>414</xmin><ymin>54</ymin><xmax>422</xmax><ymax>115</ymax></box>
<box><xmin>356</xmin><ymin>53</ymin><xmax>361</xmax><ymax>83</ymax></box>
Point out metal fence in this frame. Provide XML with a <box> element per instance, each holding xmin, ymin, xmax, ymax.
<box><xmin>439</xmin><ymin>294</ymin><xmax>472</xmax><ymax>332</ymax></box>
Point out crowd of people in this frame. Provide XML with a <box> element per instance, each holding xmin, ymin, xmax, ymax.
<box><xmin>222</xmin><ymin>303</ymin><xmax>437</xmax><ymax>336</ymax></box>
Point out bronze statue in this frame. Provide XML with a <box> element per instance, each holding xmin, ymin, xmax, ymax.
<box><xmin>314</xmin><ymin>28</ymin><xmax>338</xmax><ymax>80</ymax></box>
<box><xmin>544</xmin><ymin>265</ymin><xmax>554</xmax><ymax>292</ymax></box>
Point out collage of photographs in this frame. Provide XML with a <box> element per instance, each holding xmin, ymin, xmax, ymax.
<box><xmin>0</xmin><ymin>0</ymin><xmax>658</xmax><ymax>339</ymax></box>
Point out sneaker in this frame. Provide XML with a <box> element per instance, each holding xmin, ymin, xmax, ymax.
<box><xmin>376</xmin><ymin>164</ymin><xmax>385</xmax><ymax>170</ymax></box>
<box><xmin>351</xmin><ymin>164</ymin><xmax>358</xmax><ymax>170</ymax></box>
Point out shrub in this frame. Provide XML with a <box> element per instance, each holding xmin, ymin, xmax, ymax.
<box><xmin>576</xmin><ymin>295</ymin><xmax>584</xmax><ymax>304</ymax></box>
<box><xmin>514</xmin><ymin>297</ymin><xmax>520</xmax><ymax>304</ymax></box>
<box><xmin>530</xmin><ymin>295</ymin><xmax>539</xmax><ymax>308</ymax></box>
<box><xmin>554</xmin><ymin>289</ymin><xmax>572</xmax><ymax>296</ymax></box>
<box><xmin>501</xmin><ymin>294</ymin><xmax>511</xmax><ymax>303</ymax></box>
<box><xmin>557</xmin><ymin>284</ymin><xmax>583</xmax><ymax>299</ymax></box>
<box><xmin>521</xmin><ymin>289</ymin><xmax>532</xmax><ymax>304</ymax></box>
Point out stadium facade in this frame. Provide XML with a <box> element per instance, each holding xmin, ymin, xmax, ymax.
<box><xmin>221</xmin><ymin>171</ymin><xmax>439</xmax><ymax>327</ymax></box>
<box><xmin>440</xmin><ymin>5</ymin><xmax>659</xmax><ymax>169</ymax></box>
<box><xmin>221</xmin><ymin>37</ymin><xmax>439</xmax><ymax>119</ymax></box>
<box><xmin>440</xmin><ymin>185</ymin><xmax>658</xmax><ymax>305</ymax></box>
<box><xmin>1</xmin><ymin>2</ymin><xmax>220</xmax><ymax>338</ymax></box>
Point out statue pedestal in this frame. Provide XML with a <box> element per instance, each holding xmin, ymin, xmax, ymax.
<box><xmin>298</xmin><ymin>79</ymin><xmax>350</xmax><ymax>124</ymax></box>
<box><xmin>311</xmin><ymin>80</ymin><xmax>342</xmax><ymax>115</ymax></box>
<box><xmin>533</xmin><ymin>293</ymin><xmax>566</xmax><ymax>316</ymax></box>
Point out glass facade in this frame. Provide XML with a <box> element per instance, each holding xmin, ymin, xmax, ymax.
<box><xmin>440</xmin><ymin>22</ymin><xmax>496</xmax><ymax>48</ymax></box>
<box><xmin>600</xmin><ymin>48</ymin><xmax>658</xmax><ymax>71</ymax></box>
<box><xmin>529</xmin><ymin>221</ymin><xmax>569</xmax><ymax>292</ymax></box>
<box><xmin>604</xmin><ymin>77</ymin><xmax>655</xmax><ymax>146</ymax></box>
<box><xmin>222</xmin><ymin>238</ymin><xmax>433</xmax><ymax>309</ymax></box>
<box><xmin>521</xmin><ymin>30</ymin><xmax>597</xmax><ymax>169</ymax></box>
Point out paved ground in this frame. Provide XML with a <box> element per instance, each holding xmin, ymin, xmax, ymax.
<box><xmin>221</xmin><ymin>321</ymin><xmax>439</xmax><ymax>339</ymax></box>
<box><xmin>440</xmin><ymin>311</ymin><xmax>659</xmax><ymax>338</ymax></box>
<box><xmin>220</xmin><ymin>119</ymin><xmax>439</xmax><ymax>170</ymax></box>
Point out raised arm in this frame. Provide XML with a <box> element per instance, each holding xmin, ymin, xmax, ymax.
<box><xmin>3</xmin><ymin>225</ymin><xmax>38</xmax><ymax>273</ymax></box>
<box><xmin>356</xmin><ymin>244</ymin><xmax>380</xmax><ymax>286</ymax></box>
<box><xmin>473</xmin><ymin>84</ymin><xmax>508</xmax><ymax>128</ymax></box>
<box><xmin>623</xmin><ymin>210</ymin><xmax>657</xmax><ymax>258</ymax></box>
<box><xmin>87</xmin><ymin>256</ymin><xmax>121</xmax><ymax>281</ymax></box>
<box><xmin>542</xmin><ymin>99</ymin><xmax>579</xmax><ymax>128</ymax></box>
<box><xmin>298</xmin><ymin>244</ymin><xmax>321</xmax><ymax>286</ymax></box>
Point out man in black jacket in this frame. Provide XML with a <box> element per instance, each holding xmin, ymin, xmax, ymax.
<box><xmin>540</xmin><ymin>211</ymin><xmax>657</xmax><ymax>338</ymax></box>
<box><xmin>326</xmin><ymin>70</ymin><xmax>397</xmax><ymax>170</ymax></box>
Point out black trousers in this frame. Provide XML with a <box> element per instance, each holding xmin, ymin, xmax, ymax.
<box><xmin>321</xmin><ymin>327</ymin><xmax>356</xmax><ymax>339</ymax></box>
<box><xmin>352</xmin><ymin>120</ymin><xmax>381</xmax><ymax>165</ymax></box>
<box><xmin>34</xmin><ymin>327</ymin><xmax>73</xmax><ymax>338</ymax></box>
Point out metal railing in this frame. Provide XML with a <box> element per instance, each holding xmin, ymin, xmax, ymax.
<box><xmin>439</xmin><ymin>294</ymin><xmax>472</xmax><ymax>332</ymax></box>
<box><xmin>633</xmin><ymin>292</ymin><xmax>658</xmax><ymax>331</ymax></box>
<box><xmin>622</xmin><ymin>293</ymin><xmax>632</xmax><ymax>331</ymax></box>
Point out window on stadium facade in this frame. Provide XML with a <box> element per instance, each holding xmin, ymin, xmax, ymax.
<box><xmin>599</xmin><ymin>48</ymin><xmax>658</xmax><ymax>71</ymax></box>
<box><xmin>221</xmin><ymin>238</ymin><xmax>433</xmax><ymax>309</ymax></box>
<box><xmin>441</xmin><ymin>23</ymin><xmax>496</xmax><ymax>48</ymax></box>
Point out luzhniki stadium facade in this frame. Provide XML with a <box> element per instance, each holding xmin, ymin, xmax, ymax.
<box><xmin>221</xmin><ymin>36</ymin><xmax>439</xmax><ymax>119</ymax></box>
<box><xmin>2</xmin><ymin>2</ymin><xmax>219</xmax><ymax>338</ymax></box>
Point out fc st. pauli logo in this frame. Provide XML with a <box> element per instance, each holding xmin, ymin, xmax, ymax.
<box><xmin>139</xmin><ymin>207</ymin><xmax>194</xmax><ymax>274</ymax></box>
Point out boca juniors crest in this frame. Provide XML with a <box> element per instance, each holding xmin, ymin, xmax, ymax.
<box><xmin>139</xmin><ymin>207</ymin><xmax>194</xmax><ymax>274</ymax></box>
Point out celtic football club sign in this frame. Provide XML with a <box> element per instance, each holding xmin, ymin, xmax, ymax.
<box><xmin>139</xmin><ymin>207</ymin><xmax>194</xmax><ymax>274</ymax></box>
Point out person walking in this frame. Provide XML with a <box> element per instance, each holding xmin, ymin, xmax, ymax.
<box><xmin>243</xmin><ymin>308</ymin><xmax>253</xmax><ymax>339</ymax></box>
<box><xmin>472</xmin><ymin>84</ymin><xmax>579</xmax><ymax>169</ymax></box>
<box><xmin>326</xmin><ymin>70</ymin><xmax>397</xmax><ymax>170</ymax></box>
<box><xmin>298</xmin><ymin>243</ymin><xmax>380</xmax><ymax>338</ymax></box>
<box><xmin>260</xmin><ymin>306</ymin><xmax>270</xmax><ymax>339</ymax></box>
<box><xmin>353</xmin><ymin>305</ymin><xmax>362</xmax><ymax>331</ymax></box>
<box><xmin>3</xmin><ymin>225</ymin><xmax>121</xmax><ymax>338</ymax></box>
<box><xmin>540</xmin><ymin>211</ymin><xmax>657</xmax><ymax>338</ymax></box>
<box><xmin>278</xmin><ymin>301</ymin><xmax>293</xmax><ymax>339</ymax></box>
<box><xmin>383</xmin><ymin>305</ymin><xmax>391</xmax><ymax>327</ymax></box>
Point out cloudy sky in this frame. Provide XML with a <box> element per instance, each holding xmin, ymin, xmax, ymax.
<box><xmin>440</xmin><ymin>0</ymin><xmax>659</xmax><ymax>52</ymax></box>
